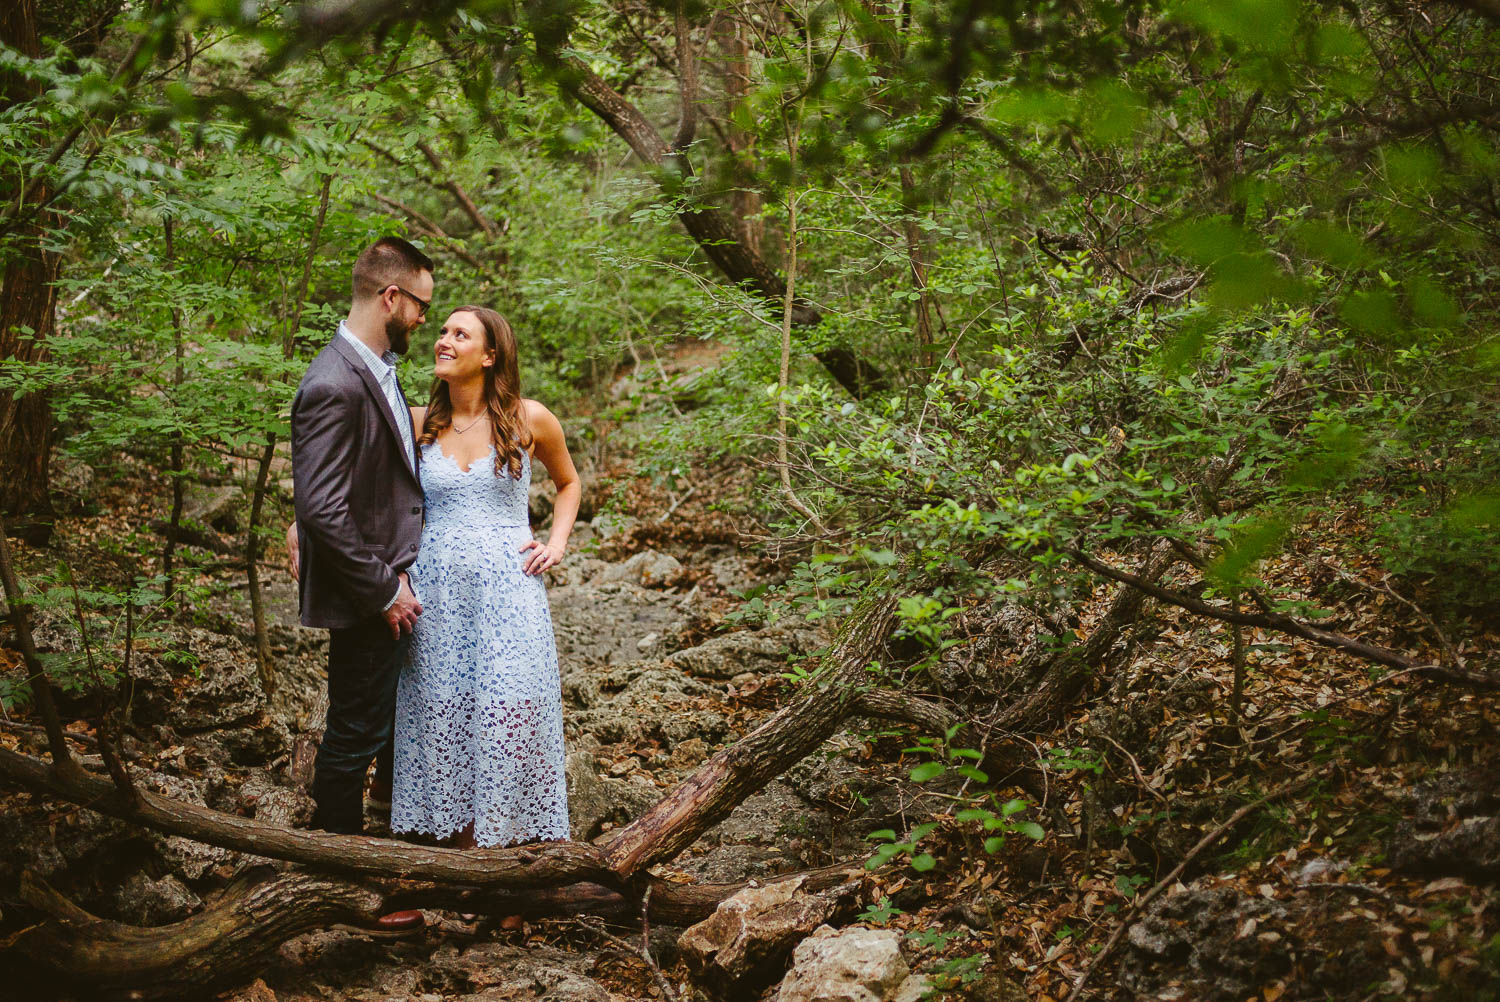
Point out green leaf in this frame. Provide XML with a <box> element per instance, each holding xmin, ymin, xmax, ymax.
<box><xmin>1017</xmin><ymin>821</ymin><xmax>1046</xmax><ymax>841</ymax></box>
<box><xmin>909</xmin><ymin>761</ymin><xmax>947</xmax><ymax>782</ymax></box>
<box><xmin>909</xmin><ymin>853</ymin><xmax>936</xmax><ymax>872</ymax></box>
<box><xmin>911</xmin><ymin>822</ymin><xmax>941</xmax><ymax>842</ymax></box>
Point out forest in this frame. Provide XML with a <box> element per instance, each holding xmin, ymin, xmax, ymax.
<box><xmin>1</xmin><ymin>0</ymin><xmax>1498</xmax><ymax>999</ymax></box>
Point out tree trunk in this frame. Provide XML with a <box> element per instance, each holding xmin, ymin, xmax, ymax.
<box><xmin>0</xmin><ymin>0</ymin><xmax>58</xmax><ymax>545</ymax></box>
<box><xmin>898</xmin><ymin>165</ymin><xmax>936</xmax><ymax>369</ymax></box>
<box><xmin>719</xmin><ymin>17</ymin><xmax>763</xmax><ymax>256</ymax></box>
<box><xmin>554</xmin><ymin>54</ymin><xmax>889</xmax><ymax>400</ymax></box>
<box><xmin>161</xmin><ymin>218</ymin><xmax>186</xmax><ymax>598</ymax></box>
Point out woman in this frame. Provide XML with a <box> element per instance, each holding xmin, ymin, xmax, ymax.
<box><xmin>392</xmin><ymin>305</ymin><xmax>581</xmax><ymax>849</ymax></box>
<box><xmin>289</xmin><ymin>306</ymin><xmax>581</xmax><ymax>850</ymax></box>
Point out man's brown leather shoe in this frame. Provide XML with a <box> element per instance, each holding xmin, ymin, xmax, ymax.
<box><xmin>374</xmin><ymin>909</ymin><xmax>424</xmax><ymax>933</ymax></box>
<box><xmin>367</xmin><ymin>778</ymin><xmax>392</xmax><ymax>813</ymax></box>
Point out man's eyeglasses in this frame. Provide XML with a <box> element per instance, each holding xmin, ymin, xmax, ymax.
<box><xmin>389</xmin><ymin>285</ymin><xmax>431</xmax><ymax>316</ymax></box>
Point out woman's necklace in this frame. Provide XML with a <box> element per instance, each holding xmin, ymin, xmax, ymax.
<box><xmin>453</xmin><ymin>412</ymin><xmax>488</xmax><ymax>435</ymax></box>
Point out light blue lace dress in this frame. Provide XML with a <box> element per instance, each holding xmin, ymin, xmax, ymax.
<box><xmin>391</xmin><ymin>441</ymin><xmax>569</xmax><ymax>847</ymax></box>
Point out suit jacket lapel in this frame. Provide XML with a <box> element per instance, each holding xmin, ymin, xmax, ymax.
<box><xmin>330</xmin><ymin>335</ymin><xmax>419</xmax><ymax>484</ymax></box>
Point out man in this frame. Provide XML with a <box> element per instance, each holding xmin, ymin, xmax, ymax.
<box><xmin>290</xmin><ymin>237</ymin><xmax>431</xmax><ymax>882</ymax></box>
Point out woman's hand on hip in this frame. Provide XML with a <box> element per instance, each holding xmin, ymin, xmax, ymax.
<box><xmin>286</xmin><ymin>522</ymin><xmax>300</xmax><ymax>581</ymax></box>
<box><xmin>519</xmin><ymin>539</ymin><xmax>564</xmax><ymax>576</ymax></box>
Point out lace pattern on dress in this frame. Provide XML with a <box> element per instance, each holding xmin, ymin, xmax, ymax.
<box><xmin>391</xmin><ymin>442</ymin><xmax>569</xmax><ymax>847</ymax></box>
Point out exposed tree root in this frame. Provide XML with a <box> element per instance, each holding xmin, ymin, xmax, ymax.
<box><xmin>8</xmin><ymin>869</ymin><xmax>385</xmax><ymax>1001</ymax></box>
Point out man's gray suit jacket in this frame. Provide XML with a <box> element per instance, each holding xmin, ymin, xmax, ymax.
<box><xmin>290</xmin><ymin>334</ymin><xmax>424</xmax><ymax>629</ymax></box>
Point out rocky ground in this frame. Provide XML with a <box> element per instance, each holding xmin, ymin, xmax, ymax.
<box><xmin>2</xmin><ymin>449</ymin><xmax>1499</xmax><ymax>1002</ymax></box>
<box><xmin>0</xmin><ymin>465</ymin><xmax>936</xmax><ymax>1002</ymax></box>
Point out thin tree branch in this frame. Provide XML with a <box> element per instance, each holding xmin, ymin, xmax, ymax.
<box><xmin>368</xmin><ymin>191</ymin><xmax>499</xmax><ymax>278</ymax></box>
<box><xmin>1068</xmin><ymin>548</ymin><xmax>1499</xmax><ymax>690</ymax></box>
<box><xmin>414</xmin><ymin>140</ymin><xmax>498</xmax><ymax>238</ymax></box>
<box><xmin>0</xmin><ymin>520</ymin><xmax>81</xmax><ymax>780</ymax></box>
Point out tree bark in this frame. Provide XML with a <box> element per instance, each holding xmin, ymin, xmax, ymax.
<box><xmin>11</xmin><ymin>869</ymin><xmax>386</xmax><ymax>1001</ymax></box>
<box><xmin>0</xmin><ymin>0</ymin><xmax>59</xmax><ymax>545</ymax></box>
<box><xmin>719</xmin><ymin>16</ymin><xmax>763</xmax><ymax>255</ymax></box>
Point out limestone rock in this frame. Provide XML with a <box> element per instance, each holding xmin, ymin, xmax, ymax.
<box><xmin>425</xmin><ymin>942</ymin><xmax>617</xmax><ymax>1001</ymax></box>
<box><xmin>1388</xmin><ymin>761</ymin><xmax>1500</xmax><ymax>879</ymax></box>
<box><xmin>183</xmin><ymin>483</ymin><xmax>243</xmax><ymax>533</ymax></box>
<box><xmin>565</xmin><ymin>740</ymin><xmax>660</xmax><ymax>841</ymax></box>
<box><xmin>1119</xmin><ymin>885</ymin><xmax>1386</xmax><ymax>1001</ymax></box>
<box><xmin>680</xmin><ymin>876</ymin><xmax>860</xmax><ymax>988</ymax></box>
<box><xmin>111</xmin><ymin>871</ymin><xmax>202</xmax><ymax>925</ymax></box>
<box><xmin>774</xmin><ymin>925</ymin><xmax>921</xmax><ymax>1002</ymax></box>
<box><xmin>550</xmin><ymin>582</ymin><xmax>689</xmax><ymax>666</ymax></box>
<box><xmin>591</xmin><ymin>549</ymin><xmax>685</xmax><ymax>589</ymax></box>
<box><xmin>217</xmin><ymin>978</ymin><xmax>277</xmax><ymax>1002</ymax></box>
<box><xmin>1390</xmin><ymin>815</ymin><xmax>1500</xmax><ymax>878</ymax></box>
<box><xmin>568</xmin><ymin>661</ymin><xmax>729</xmax><ymax>746</ymax></box>
<box><xmin>667</xmin><ymin>621</ymin><xmax>827</xmax><ymax>680</ymax></box>
<box><xmin>49</xmin><ymin>450</ymin><xmax>95</xmax><ymax>513</ymax></box>
<box><xmin>239</xmin><ymin>771</ymin><xmax>316</xmax><ymax>828</ymax></box>
<box><xmin>129</xmin><ymin>629</ymin><xmax>266</xmax><ymax>734</ymax></box>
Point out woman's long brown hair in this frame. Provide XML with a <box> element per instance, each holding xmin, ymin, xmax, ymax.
<box><xmin>418</xmin><ymin>306</ymin><xmax>532</xmax><ymax>478</ymax></box>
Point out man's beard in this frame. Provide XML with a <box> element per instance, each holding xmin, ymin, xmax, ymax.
<box><xmin>385</xmin><ymin>315</ymin><xmax>411</xmax><ymax>356</ymax></box>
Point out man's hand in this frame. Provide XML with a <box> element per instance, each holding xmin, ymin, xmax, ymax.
<box><xmin>382</xmin><ymin>573</ymin><xmax>422</xmax><ymax>639</ymax></box>
<box><xmin>519</xmin><ymin>539</ymin><xmax>564</xmax><ymax>576</ymax></box>
<box><xmin>286</xmin><ymin>522</ymin><xmax>300</xmax><ymax>581</ymax></box>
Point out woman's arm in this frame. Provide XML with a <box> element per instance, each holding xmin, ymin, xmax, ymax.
<box><xmin>519</xmin><ymin>398</ymin><xmax>581</xmax><ymax>576</ymax></box>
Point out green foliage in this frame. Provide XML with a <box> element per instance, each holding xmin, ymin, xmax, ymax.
<box><xmin>0</xmin><ymin>0</ymin><xmax>1497</xmax><ymax>909</ymax></box>
<box><xmin>857</xmin><ymin>895</ymin><xmax>905</xmax><ymax>925</ymax></box>
<box><xmin>865</xmin><ymin>821</ymin><xmax>941</xmax><ymax>873</ymax></box>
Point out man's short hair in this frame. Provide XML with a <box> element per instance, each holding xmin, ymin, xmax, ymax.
<box><xmin>351</xmin><ymin>236</ymin><xmax>435</xmax><ymax>301</ymax></box>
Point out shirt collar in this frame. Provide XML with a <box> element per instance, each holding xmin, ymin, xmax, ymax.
<box><xmin>338</xmin><ymin>321</ymin><xmax>400</xmax><ymax>377</ymax></box>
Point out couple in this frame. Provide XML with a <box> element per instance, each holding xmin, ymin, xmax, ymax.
<box><xmin>288</xmin><ymin>237</ymin><xmax>580</xmax><ymax>872</ymax></box>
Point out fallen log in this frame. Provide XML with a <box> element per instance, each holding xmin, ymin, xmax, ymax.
<box><xmin>0</xmin><ymin>595</ymin><xmax>901</xmax><ymax>889</ymax></box>
<box><xmin>440</xmin><ymin>863</ymin><xmax>868</xmax><ymax>927</ymax></box>
<box><xmin>9</xmin><ymin>869</ymin><xmax>384</xmax><ymax>1001</ymax></box>
<box><xmin>147</xmin><ymin>518</ymin><xmax>241</xmax><ymax>557</ymax></box>
<box><xmin>0</xmin><ymin>745</ymin><xmax>613</xmax><ymax>889</ymax></box>
<box><xmin>8</xmin><ymin>857</ymin><xmax>867</xmax><ymax>1001</ymax></box>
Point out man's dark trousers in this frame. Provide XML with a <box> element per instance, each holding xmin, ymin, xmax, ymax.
<box><xmin>309</xmin><ymin>615</ymin><xmax>407</xmax><ymax>834</ymax></box>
